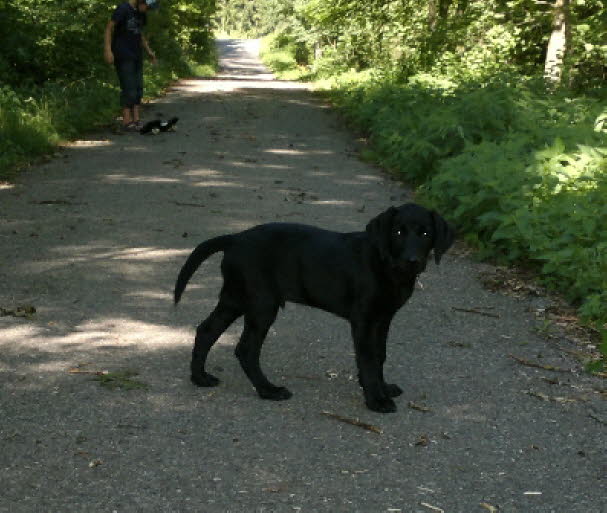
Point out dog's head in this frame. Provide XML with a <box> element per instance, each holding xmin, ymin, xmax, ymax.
<box><xmin>366</xmin><ymin>203</ymin><xmax>455</xmax><ymax>274</ymax></box>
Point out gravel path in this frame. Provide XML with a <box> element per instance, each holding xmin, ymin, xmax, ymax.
<box><xmin>1</xmin><ymin>39</ymin><xmax>605</xmax><ymax>513</ymax></box>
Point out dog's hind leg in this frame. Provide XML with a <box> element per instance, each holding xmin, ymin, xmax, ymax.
<box><xmin>235</xmin><ymin>305</ymin><xmax>292</xmax><ymax>401</ymax></box>
<box><xmin>191</xmin><ymin>301</ymin><xmax>241</xmax><ymax>387</ymax></box>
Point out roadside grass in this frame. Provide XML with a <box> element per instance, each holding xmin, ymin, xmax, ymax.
<box><xmin>92</xmin><ymin>369</ymin><xmax>148</xmax><ymax>390</ymax></box>
<box><xmin>0</xmin><ymin>54</ymin><xmax>217</xmax><ymax>181</ymax></box>
<box><xmin>331</xmin><ymin>75</ymin><xmax>607</xmax><ymax>329</ymax></box>
<box><xmin>586</xmin><ymin>329</ymin><xmax>607</xmax><ymax>374</ymax></box>
<box><xmin>259</xmin><ymin>37</ymin><xmax>315</xmax><ymax>81</ymax></box>
<box><xmin>260</xmin><ymin>40</ymin><xmax>607</xmax><ymax>338</ymax></box>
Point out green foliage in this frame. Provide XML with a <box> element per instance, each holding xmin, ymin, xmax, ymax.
<box><xmin>0</xmin><ymin>86</ymin><xmax>58</xmax><ymax>173</ymax></box>
<box><xmin>253</xmin><ymin>0</ymin><xmax>607</xmax><ymax>329</ymax></box>
<box><xmin>93</xmin><ymin>369</ymin><xmax>148</xmax><ymax>390</ymax></box>
<box><xmin>253</xmin><ymin>0</ymin><xmax>607</xmax><ymax>328</ymax></box>
<box><xmin>247</xmin><ymin>0</ymin><xmax>607</xmax><ymax>87</ymax></box>
<box><xmin>259</xmin><ymin>36</ymin><xmax>308</xmax><ymax>80</ymax></box>
<box><xmin>325</xmin><ymin>72</ymin><xmax>607</xmax><ymax>325</ymax></box>
<box><xmin>586</xmin><ymin>328</ymin><xmax>607</xmax><ymax>373</ymax></box>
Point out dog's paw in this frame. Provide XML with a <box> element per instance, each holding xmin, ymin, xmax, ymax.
<box><xmin>366</xmin><ymin>397</ymin><xmax>397</xmax><ymax>413</ymax></box>
<box><xmin>383</xmin><ymin>383</ymin><xmax>403</xmax><ymax>397</ymax></box>
<box><xmin>191</xmin><ymin>372</ymin><xmax>220</xmax><ymax>387</ymax></box>
<box><xmin>258</xmin><ymin>386</ymin><xmax>293</xmax><ymax>401</ymax></box>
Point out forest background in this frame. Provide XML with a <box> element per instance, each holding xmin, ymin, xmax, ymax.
<box><xmin>0</xmin><ymin>0</ymin><xmax>216</xmax><ymax>175</ymax></box>
<box><xmin>1</xmin><ymin>0</ymin><xmax>606</xmax><ymax>363</ymax></box>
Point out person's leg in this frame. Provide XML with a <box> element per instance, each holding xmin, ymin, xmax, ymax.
<box><xmin>122</xmin><ymin>107</ymin><xmax>133</xmax><ymax>126</ymax></box>
<box><xmin>132</xmin><ymin>59</ymin><xmax>144</xmax><ymax>126</ymax></box>
<box><xmin>114</xmin><ymin>59</ymin><xmax>139</xmax><ymax>127</ymax></box>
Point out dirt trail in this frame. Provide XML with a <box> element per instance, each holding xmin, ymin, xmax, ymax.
<box><xmin>1</xmin><ymin>39</ymin><xmax>605</xmax><ymax>512</ymax></box>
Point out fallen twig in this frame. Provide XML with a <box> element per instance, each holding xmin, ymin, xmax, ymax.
<box><xmin>173</xmin><ymin>201</ymin><xmax>206</xmax><ymax>208</ymax></box>
<box><xmin>0</xmin><ymin>305</ymin><xmax>36</xmax><ymax>318</ymax></box>
<box><xmin>589</xmin><ymin>410</ymin><xmax>607</xmax><ymax>426</ymax></box>
<box><xmin>510</xmin><ymin>354</ymin><xmax>570</xmax><ymax>373</ymax></box>
<box><xmin>408</xmin><ymin>401</ymin><xmax>431</xmax><ymax>413</ymax></box>
<box><xmin>292</xmin><ymin>375</ymin><xmax>321</xmax><ymax>381</ymax></box>
<box><xmin>480</xmin><ymin>502</ymin><xmax>499</xmax><ymax>512</ymax></box>
<box><xmin>420</xmin><ymin>502</ymin><xmax>444</xmax><ymax>513</ymax></box>
<box><xmin>321</xmin><ymin>411</ymin><xmax>382</xmax><ymax>434</ymax></box>
<box><xmin>415</xmin><ymin>434</ymin><xmax>430</xmax><ymax>447</ymax></box>
<box><xmin>526</xmin><ymin>390</ymin><xmax>585</xmax><ymax>403</ymax></box>
<box><xmin>32</xmin><ymin>199</ymin><xmax>85</xmax><ymax>205</ymax></box>
<box><xmin>68</xmin><ymin>368</ymin><xmax>107</xmax><ymax>376</ymax></box>
<box><xmin>452</xmin><ymin>307</ymin><xmax>500</xmax><ymax>318</ymax></box>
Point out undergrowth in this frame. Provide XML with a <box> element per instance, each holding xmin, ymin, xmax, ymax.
<box><xmin>259</xmin><ymin>36</ymin><xmax>314</xmax><ymax>81</ymax></box>
<box><xmin>261</xmin><ymin>40</ymin><xmax>607</xmax><ymax>334</ymax></box>
<box><xmin>336</xmin><ymin>75</ymin><xmax>607</xmax><ymax>329</ymax></box>
<box><xmin>0</xmin><ymin>56</ymin><xmax>216</xmax><ymax>180</ymax></box>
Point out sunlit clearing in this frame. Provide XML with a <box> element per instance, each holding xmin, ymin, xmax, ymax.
<box><xmin>264</xmin><ymin>148</ymin><xmax>333</xmax><ymax>156</ymax></box>
<box><xmin>443</xmin><ymin>404</ymin><xmax>488</xmax><ymax>422</ymax></box>
<box><xmin>183</xmin><ymin>169</ymin><xmax>225</xmax><ymax>178</ymax></box>
<box><xmin>112</xmin><ymin>247</ymin><xmax>189</xmax><ymax>261</ymax></box>
<box><xmin>125</xmin><ymin>290</ymin><xmax>172</xmax><ymax>300</ymax></box>
<box><xmin>0</xmin><ymin>324</ymin><xmax>45</xmax><ymax>349</ymax></box>
<box><xmin>62</xmin><ymin>139</ymin><xmax>113</xmax><ymax>148</ymax></box>
<box><xmin>192</xmin><ymin>179</ymin><xmax>247</xmax><ymax>188</ymax></box>
<box><xmin>0</xmin><ymin>318</ymin><xmax>196</xmax><ymax>351</ymax></box>
<box><xmin>309</xmin><ymin>200</ymin><xmax>354</xmax><ymax>207</ymax></box>
<box><xmin>103</xmin><ymin>174</ymin><xmax>181</xmax><ymax>184</ymax></box>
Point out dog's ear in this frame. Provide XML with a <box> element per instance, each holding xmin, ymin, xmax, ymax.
<box><xmin>431</xmin><ymin>211</ymin><xmax>455</xmax><ymax>264</ymax></box>
<box><xmin>366</xmin><ymin>206</ymin><xmax>397</xmax><ymax>261</ymax></box>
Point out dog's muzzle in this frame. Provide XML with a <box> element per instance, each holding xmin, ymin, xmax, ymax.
<box><xmin>395</xmin><ymin>257</ymin><xmax>427</xmax><ymax>275</ymax></box>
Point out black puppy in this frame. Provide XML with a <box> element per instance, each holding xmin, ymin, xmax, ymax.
<box><xmin>174</xmin><ymin>204</ymin><xmax>454</xmax><ymax>413</ymax></box>
<box><xmin>140</xmin><ymin>117</ymin><xmax>179</xmax><ymax>135</ymax></box>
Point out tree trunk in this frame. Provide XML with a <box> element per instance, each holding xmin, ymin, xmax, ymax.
<box><xmin>428</xmin><ymin>0</ymin><xmax>437</xmax><ymax>30</ymax></box>
<box><xmin>439</xmin><ymin>0</ymin><xmax>450</xmax><ymax>19</ymax></box>
<box><xmin>428</xmin><ymin>0</ymin><xmax>450</xmax><ymax>30</ymax></box>
<box><xmin>544</xmin><ymin>0</ymin><xmax>570</xmax><ymax>86</ymax></box>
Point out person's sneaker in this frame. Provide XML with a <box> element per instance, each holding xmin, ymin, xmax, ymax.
<box><xmin>134</xmin><ymin>120</ymin><xmax>144</xmax><ymax>130</ymax></box>
<box><xmin>123</xmin><ymin>122</ymin><xmax>139</xmax><ymax>132</ymax></box>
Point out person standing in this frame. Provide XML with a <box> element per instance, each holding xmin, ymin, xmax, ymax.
<box><xmin>104</xmin><ymin>0</ymin><xmax>159</xmax><ymax>131</ymax></box>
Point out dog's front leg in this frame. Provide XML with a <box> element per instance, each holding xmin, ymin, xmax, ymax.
<box><xmin>373</xmin><ymin>317</ymin><xmax>403</xmax><ymax>399</ymax></box>
<box><xmin>351</xmin><ymin>319</ymin><xmax>396</xmax><ymax>413</ymax></box>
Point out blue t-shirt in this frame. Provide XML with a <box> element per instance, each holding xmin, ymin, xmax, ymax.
<box><xmin>111</xmin><ymin>2</ymin><xmax>147</xmax><ymax>61</ymax></box>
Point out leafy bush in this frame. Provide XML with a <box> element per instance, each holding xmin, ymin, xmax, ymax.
<box><xmin>260</xmin><ymin>33</ymin><xmax>317</xmax><ymax>80</ymax></box>
<box><xmin>324</xmin><ymin>73</ymin><xmax>607</xmax><ymax>326</ymax></box>
<box><xmin>258</xmin><ymin>0</ymin><xmax>607</xmax><ymax>328</ymax></box>
<box><xmin>0</xmin><ymin>86</ymin><xmax>58</xmax><ymax>173</ymax></box>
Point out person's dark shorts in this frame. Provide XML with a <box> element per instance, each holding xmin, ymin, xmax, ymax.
<box><xmin>114</xmin><ymin>58</ymin><xmax>143</xmax><ymax>108</ymax></box>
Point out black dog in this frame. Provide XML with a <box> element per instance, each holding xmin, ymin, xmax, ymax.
<box><xmin>140</xmin><ymin>117</ymin><xmax>179</xmax><ymax>135</ymax></box>
<box><xmin>174</xmin><ymin>204</ymin><xmax>454</xmax><ymax>413</ymax></box>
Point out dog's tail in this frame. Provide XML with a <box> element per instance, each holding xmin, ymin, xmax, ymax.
<box><xmin>174</xmin><ymin>234</ymin><xmax>232</xmax><ymax>305</ymax></box>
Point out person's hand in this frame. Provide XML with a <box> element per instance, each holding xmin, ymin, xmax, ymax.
<box><xmin>104</xmin><ymin>49</ymin><xmax>114</xmax><ymax>65</ymax></box>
